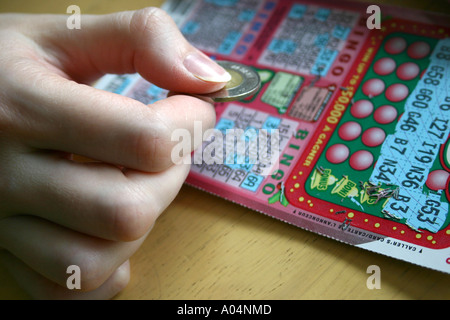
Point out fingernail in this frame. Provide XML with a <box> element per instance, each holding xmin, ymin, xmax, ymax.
<box><xmin>183</xmin><ymin>52</ymin><xmax>231</xmax><ymax>83</ymax></box>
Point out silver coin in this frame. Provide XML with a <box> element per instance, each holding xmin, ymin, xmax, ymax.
<box><xmin>202</xmin><ymin>61</ymin><xmax>261</xmax><ymax>102</ymax></box>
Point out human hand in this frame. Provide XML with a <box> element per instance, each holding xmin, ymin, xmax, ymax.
<box><xmin>0</xmin><ymin>7</ymin><xmax>230</xmax><ymax>299</ymax></box>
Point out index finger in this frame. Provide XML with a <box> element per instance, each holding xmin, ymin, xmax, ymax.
<box><xmin>10</xmin><ymin>72</ymin><xmax>215</xmax><ymax>172</ymax></box>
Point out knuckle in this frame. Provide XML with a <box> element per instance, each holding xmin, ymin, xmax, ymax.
<box><xmin>130</xmin><ymin>7</ymin><xmax>172</xmax><ymax>37</ymax></box>
<box><xmin>41</xmin><ymin>263</ymin><xmax>130</xmax><ymax>299</ymax></box>
<box><xmin>123</xmin><ymin>104</ymin><xmax>175</xmax><ymax>171</ymax></box>
<box><xmin>107</xmin><ymin>189</ymin><xmax>157</xmax><ymax>241</ymax></box>
<box><xmin>70</xmin><ymin>250</ymin><xmax>105</xmax><ymax>291</ymax></box>
<box><xmin>68</xmin><ymin>249</ymin><xmax>129</xmax><ymax>293</ymax></box>
<box><xmin>132</xmin><ymin>124</ymin><xmax>174</xmax><ymax>172</ymax></box>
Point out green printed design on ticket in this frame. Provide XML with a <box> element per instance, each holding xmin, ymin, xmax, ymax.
<box><xmin>261</xmin><ymin>72</ymin><xmax>303</xmax><ymax>113</ymax></box>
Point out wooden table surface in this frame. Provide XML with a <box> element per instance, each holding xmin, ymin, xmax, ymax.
<box><xmin>0</xmin><ymin>0</ymin><xmax>449</xmax><ymax>300</ymax></box>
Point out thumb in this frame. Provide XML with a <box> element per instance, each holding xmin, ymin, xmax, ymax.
<box><xmin>129</xmin><ymin>8</ymin><xmax>231</xmax><ymax>93</ymax></box>
<box><xmin>34</xmin><ymin>7</ymin><xmax>231</xmax><ymax>94</ymax></box>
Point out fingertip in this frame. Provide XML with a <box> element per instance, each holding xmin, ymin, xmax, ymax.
<box><xmin>183</xmin><ymin>51</ymin><xmax>231</xmax><ymax>85</ymax></box>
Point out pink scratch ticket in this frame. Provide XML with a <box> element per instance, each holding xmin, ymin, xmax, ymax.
<box><xmin>95</xmin><ymin>0</ymin><xmax>450</xmax><ymax>273</ymax></box>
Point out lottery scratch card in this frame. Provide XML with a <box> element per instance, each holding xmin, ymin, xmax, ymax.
<box><xmin>95</xmin><ymin>0</ymin><xmax>450</xmax><ymax>273</ymax></box>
